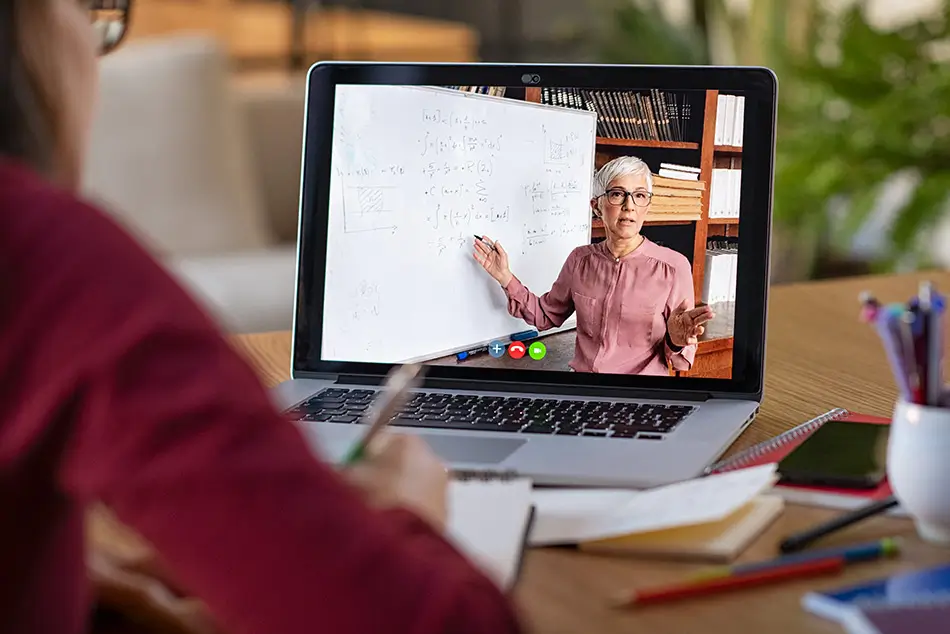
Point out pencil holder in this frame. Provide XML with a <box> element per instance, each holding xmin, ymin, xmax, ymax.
<box><xmin>888</xmin><ymin>395</ymin><xmax>950</xmax><ymax>546</ymax></box>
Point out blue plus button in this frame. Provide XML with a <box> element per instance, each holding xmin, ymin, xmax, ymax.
<box><xmin>488</xmin><ymin>340</ymin><xmax>507</xmax><ymax>358</ymax></box>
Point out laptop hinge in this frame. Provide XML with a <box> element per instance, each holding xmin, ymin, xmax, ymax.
<box><xmin>332</xmin><ymin>373</ymin><xmax>712</xmax><ymax>402</ymax></box>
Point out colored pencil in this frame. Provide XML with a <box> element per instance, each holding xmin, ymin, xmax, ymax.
<box><xmin>610</xmin><ymin>557</ymin><xmax>845</xmax><ymax>608</ymax></box>
<box><xmin>690</xmin><ymin>537</ymin><xmax>899</xmax><ymax>582</ymax></box>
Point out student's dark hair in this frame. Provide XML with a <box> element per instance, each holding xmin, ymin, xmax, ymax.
<box><xmin>0</xmin><ymin>0</ymin><xmax>54</xmax><ymax>174</ymax></box>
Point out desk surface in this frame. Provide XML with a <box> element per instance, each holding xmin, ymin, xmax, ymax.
<box><xmin>232</xmin><ymin>271</ymin><xmax>950</xmax><ymax>633</ymax></box>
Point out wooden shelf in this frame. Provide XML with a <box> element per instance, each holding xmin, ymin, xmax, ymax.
<box><xmin>714</xmin><ymin>145</ymin><xmax>743</xmax><ymax>154</ymax></box>
<box><xmin>708</xmin><ymin>218</ymin><xmax>739</xmax><ymax>225</ymax></box>
<box><xmin>597</xmin><ymin>138</ymin><xmax>700</xmax><ymax>150</ymax></box>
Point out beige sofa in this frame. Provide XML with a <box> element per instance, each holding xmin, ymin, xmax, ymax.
<box><xmin>81</xmin><ymin>35</ymin><xmax>305</xmax><ymax>333</ymax></box>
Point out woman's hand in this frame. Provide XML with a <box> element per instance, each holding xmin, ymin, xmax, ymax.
<box><xmin>473</xmin><ymin>236</ymin><xmax>513</xmax><ymax>288</ymax></box>
<box><xmin>667</xmin><ymin>301</ymin><xmax>715</xmax><ymax>348</ymax></box>
<box><xmin>342</xmin><ymin>434</ymin><xmax>449</xmax><ymax>532</ymax></box>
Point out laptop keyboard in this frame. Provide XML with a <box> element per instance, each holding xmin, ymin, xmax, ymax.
<box><xmin>286</xmin><ymin>387</ymin><xmax>696</xmax><ymax>439</ymax></box>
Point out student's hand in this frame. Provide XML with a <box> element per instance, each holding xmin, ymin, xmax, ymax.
<box><xmin>667</xmin><ymin>301</ymin><xmax>715</xmax><ymax>348</ymax></box>
<box><xmin>343</xmin><ymin>434</ymin><xmax>450</xmax><ymax>532</ymax></box>
<box><xmin>473</xmin><ymin>236</ymin><xmax>513</xmax><ymax>288</ymax></box>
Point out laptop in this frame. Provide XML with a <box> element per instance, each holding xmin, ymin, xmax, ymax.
<box><xmin>272</xmin><ymin>62</ymin><xmax>776</xmax><ymax>489</ymax></box>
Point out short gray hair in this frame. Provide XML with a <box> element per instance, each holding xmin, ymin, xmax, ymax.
<box><xmin>591</xmin><ymin>155</ymin><xmax>653</xmax><ymax>197</ymax></box>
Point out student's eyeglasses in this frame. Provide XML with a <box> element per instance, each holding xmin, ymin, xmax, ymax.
<box><xmin>601</xmin><ymin>188</ymin><xmax>653</xmax><ymax>207</ymax></box>
<box><xmin>90</xmin><ymin>1</ymin><xmax>132</xmax><ymax>55</ymax></box>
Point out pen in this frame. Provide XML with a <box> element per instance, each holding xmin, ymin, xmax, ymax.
<box><xmin>474</xmin><ymin>234</ymin><xmax>497</xmax><ymax>252</ymax></box>
<box><xmin>610</xmin><ymin>557</ymin><xmax>845</xmax><ymax>608</ymax></box>
<box><xmin>898</xmin><ymin>311</ymin><xmax>923</xmax><ymax>404</ymax></box>
<box><xmin>693</xmin><ymin>538</ymin><xmax>899</xmax><ymax>581</ymax></box>
<box><xmin>456</xmin><ymin>346</ymin><xmax>488</xmax><ymax>362</ymax></box>
<box><xmin>341</xmin><ymin>363</ymin><xmax>424</xmax><ymax>465</ymax></box>
<box><xmin>779</xmin><ymin>501</ymin><xmax>900</xmax><ymax>554</ymax></box>
<box><xmin>918</xmin><ymin>281</ymin><xmax>941</xmax><ymax>405</ymax></box>
<box><xmin>509</xmin><ymin>330</ymin><xmax>539</xmax><ymax>342</ymax></box>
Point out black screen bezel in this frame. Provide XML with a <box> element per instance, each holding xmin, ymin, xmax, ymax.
<box><xmin>291</xmin><ymin>63</ymin><xmax>776</xmax><ymax>401</ymax></box>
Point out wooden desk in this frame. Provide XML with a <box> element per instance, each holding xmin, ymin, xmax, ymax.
<box><xmin>229</xmin><ymin>270</ymin><xmax>950</xmax><ymax>633</ymax></box>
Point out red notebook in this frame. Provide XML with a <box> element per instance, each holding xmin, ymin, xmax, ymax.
<box><xmin>704</xmin><ymin>408</ymin><xmax>899</xmax><ymax>512</ymax></box>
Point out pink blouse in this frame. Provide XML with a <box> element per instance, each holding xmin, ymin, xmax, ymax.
<box><xmin>504</xmin><ymin>239</ymin><xmax>696</xmax><ymax>375</ymax></box>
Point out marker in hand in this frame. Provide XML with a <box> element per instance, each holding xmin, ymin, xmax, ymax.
<box><xmin>474</xmin><ymin>234</ymin><xmax>497</xmax><ymax>252</ymax></box>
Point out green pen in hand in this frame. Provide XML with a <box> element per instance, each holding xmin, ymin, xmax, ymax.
<box><xmin>342</xmin><ymin>363</ymin><xmax>424</xmax><ymax>465</ymax></box>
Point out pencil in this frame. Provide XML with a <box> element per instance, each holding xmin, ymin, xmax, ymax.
<box><xmin>341</xmin><ymin>363</ymin><xmax>423</xmax><ymax>465</ymax></box>
<box><xmin>609</xmin><ymin>557</ymin><xmax>845</xmax><ymax>608</ymax></box>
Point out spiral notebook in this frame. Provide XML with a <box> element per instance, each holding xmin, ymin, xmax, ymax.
<box><xmin>446</xmin><ymin>471</ymin><xmax>535</xmax><ymax>591</ymax></box>
<box><xmin>703</xmin><ymin>408</ymin><xmax>896</xmax><ymax>511</ymax></box>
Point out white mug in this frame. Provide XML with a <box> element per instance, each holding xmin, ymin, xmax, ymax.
<box><xmin>888</xmin><ymin>397</ymin><xmax>950</xmax><ymax>545</ymax></box>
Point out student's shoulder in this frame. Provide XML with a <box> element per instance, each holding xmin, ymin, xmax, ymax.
<box><xmin>1</xmin><ymin>161</ymin><xmax>158</xmax><ymax>276</ymax></box>
<box><xmin>0</xmin><ymin>161</ymin><xmax>201</xmax><ymax>321</ymax></box>
<box><xmin>642</xmin><ymin>239</ymin><xmax>691</xmax><ymax>272</ymax></box>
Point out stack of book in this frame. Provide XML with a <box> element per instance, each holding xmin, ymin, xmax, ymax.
<box><xmin>647</xmin><ymin>163</ymin><xmax>704</xmax><ymax>223</ymax></box>
<box><xmin>540</xmin><ymin>88</ymin><xmax>692</xmax><ymax>142</ymax></box>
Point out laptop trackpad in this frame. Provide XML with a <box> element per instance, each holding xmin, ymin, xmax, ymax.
<box><xmin>414</xmin><ymin>433</ymin><xmax>525</xmax><ymax>464</ymax></box>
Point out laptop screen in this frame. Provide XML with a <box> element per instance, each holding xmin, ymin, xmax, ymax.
<box><xmin>303</xmin><ymin>74</ymin><xmax>770</xmax><ymax>388</ymax></box>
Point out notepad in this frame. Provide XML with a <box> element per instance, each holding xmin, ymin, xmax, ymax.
<box><xmin>445</xmin><ymin>474</ymin><xmax>535</xmax><ymax>591</ymax></box>
<box><xmin>527</xmin><ymin>463</ymin><xmax>779</xmax><ymax>558</ymax></box>
<box><xmin>579</xmin><ymin>495</ymin><xmax>784</xmax><ymax>562</ymax></box>
<box><xmin>705</xmin><ymin>408</ymin><xmax>901</xmax><ymax>513</ymax></box>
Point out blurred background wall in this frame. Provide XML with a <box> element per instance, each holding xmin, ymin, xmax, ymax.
<box><xmin>97</xmin><ymin>0</ymin><xmax>950</xmax><ymax>327</ymax></box>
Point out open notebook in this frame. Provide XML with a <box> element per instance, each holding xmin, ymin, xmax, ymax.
<box><xmin>445</xmin><ymin>473</ymin><xmax>535</xmax><ymax>591</ymax></box>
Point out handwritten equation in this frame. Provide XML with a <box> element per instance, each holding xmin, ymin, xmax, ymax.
<box><xmin>423</xmin><ymin>180</ymin><xmax>489</xmax><ymax>203</ymax></box>
<box><xmin>419</xmin><ymin>131</ymin><xmax>503</xmax><ymax>157</ymax></box>
<box><xmin>422</xmin><ymin>108</ymin><xmax>489</xmax><ymax>130</ymax></box>
<box><xmin>523</xmin><ymin>222</ymin><xmax>589</xmax><ymax>247</ymax></box>
<box><xmin>335</xmin><ymin>164</ymin><xmax>406</xmax><ymax>178</ymax></box>
<box><xmin>428</xmin><ymin>232</ymin><xmax>470</xmax><ymax>256</ymax></box>
<box><xmin>422</xmin><ymin>160</ymin><xmax>493</xmax><ymax>179</ymax></box>
<box><xmin>348</xmin><ymin>280</ymin><xmax>381</xmax><ymax>321</ymax></box>
<box><xmin>426</xmin><ymin>203</ymin><xmax>511</xmax><ymax>231</ymax></box>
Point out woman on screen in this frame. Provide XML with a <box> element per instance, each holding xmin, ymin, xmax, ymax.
<box><xmin>473</xmin><ymin>155</ymin><xmax>714</xmax><ymax>375</ymax></box>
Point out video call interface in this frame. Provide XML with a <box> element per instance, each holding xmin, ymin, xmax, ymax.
<box><xmin>320</xmin><ymin>83</ymin><xmax>744</xmax><ymax>379</ymax></box>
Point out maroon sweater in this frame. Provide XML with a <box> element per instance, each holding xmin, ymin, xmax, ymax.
<box><xmin>0</xmin><ymin>159</ymin><xmax>523</xmax><ymax>634</ymax></box>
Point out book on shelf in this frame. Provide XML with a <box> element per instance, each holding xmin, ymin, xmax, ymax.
<box><xmin>715</xmin><ymin>94</ymin><xmax>745</xmax><ymax>146</ymax></box>
<box><xmin>701</xmin><ymin>236</ymin><xmax>737</xmax><ymax>305</ymax></box>
<box><xmin>540</xmin><ymin>87</ymin><xmax>691</xmax><ymax>142</ymax></box>
<box><xmin>710</xmin><ymin>159</ymin><xmax>742</xmax><ymax>220</ymax></box>
<box><xmin>443</xmin><ymin>86</ymin><xmax>508</xmax><ymax>97</ymax></box>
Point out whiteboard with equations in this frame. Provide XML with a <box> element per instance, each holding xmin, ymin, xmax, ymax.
<box><xmin>322</xmin><ymin>85</ymin><xmax>597</xmax><ymax>364</ymax></box>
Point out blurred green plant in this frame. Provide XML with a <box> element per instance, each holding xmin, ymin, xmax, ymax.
<box><xmin>589</xmin><ymin>0</ymin><xmax>950</xmax><ymax>275</ymax></box>
<box><xmin>776</xmin><ymin>3</ymin><xmax>950</xmax><ymax>270</ymax></box>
